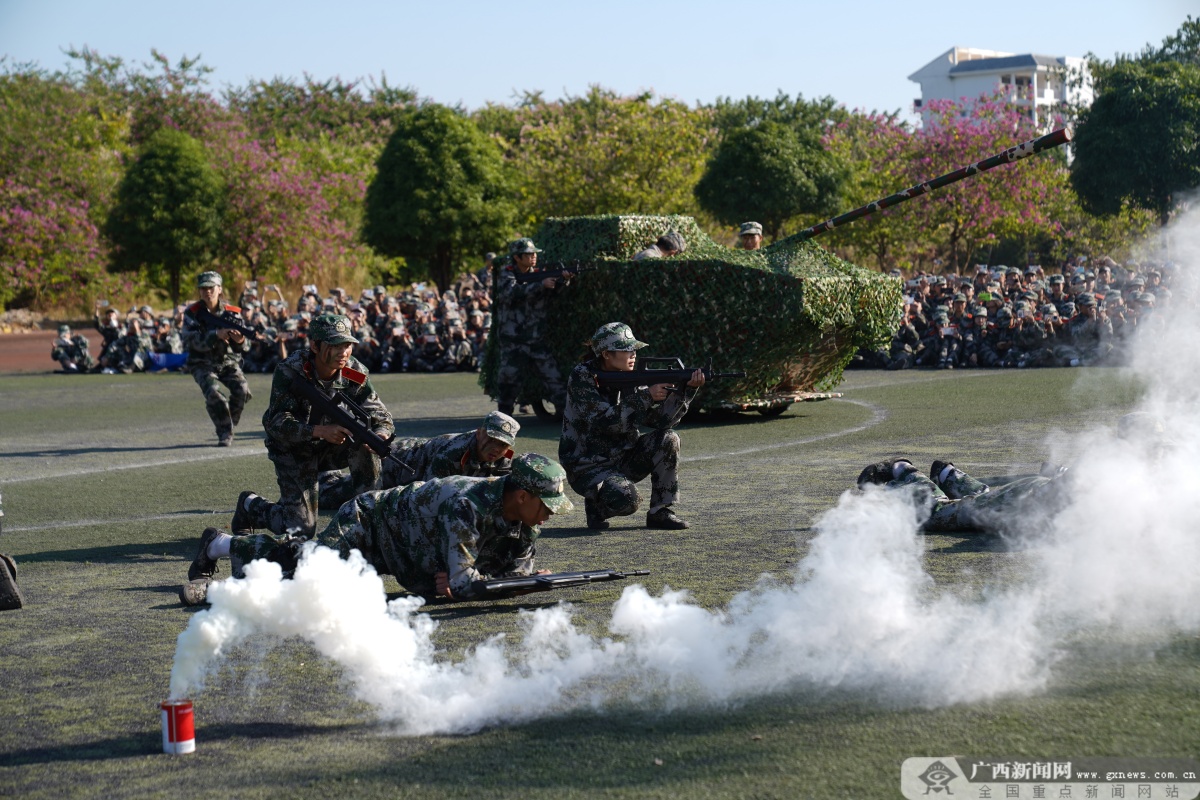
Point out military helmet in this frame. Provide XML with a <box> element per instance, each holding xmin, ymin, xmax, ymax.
<box><xmin>308</xmin><ymin>313</ymin><xmax>358</xmax><ymax>345</ymax></box>
<box><xmin>509</xmin><ymin>238</ymin><xmax>542</xmax><ymax>255</ymax></box>
<box><xmin>508</xmin><ymin>453</ymin><xmax>573</xmax><ymax>514</ymax></box>
<box><xmin>591</xmin><ymin>322</ymin><xmax>648</xmax><ymax>354</ymax></box>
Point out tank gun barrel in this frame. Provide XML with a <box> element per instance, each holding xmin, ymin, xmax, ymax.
<box><xmin>783</xmin><ymin>126</ymin><xmax>1072</xmax><ymax>245</ymax></box>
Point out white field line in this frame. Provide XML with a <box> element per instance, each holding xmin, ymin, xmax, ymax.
<box><xmin>6</xmin><ymin>509</ymin><xmax>233</xmax><ymax>534</ymax></box>
<box><xmin>682</xmin><ymin>399</ymin><xmax>886</xmax><ymax>463</ymax></box>
<box><xmin>0</xmin><ymin>445</ymin><xmax>263</xmax><ymax>484</ymax></box>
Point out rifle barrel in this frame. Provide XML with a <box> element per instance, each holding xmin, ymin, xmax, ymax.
<box><xmin>782</xmin><ymin>126</ymin><xmax>1073</xmax><ymax>245</ymax></box>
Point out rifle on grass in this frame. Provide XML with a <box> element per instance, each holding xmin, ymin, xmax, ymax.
<box><xmin>288</xmin><ymin>376</ymin><xmax>415</xmax><ymax>477</ymax></box>
<box><xmin>594</xmin><ymin>357</ymin><xmax>746</xmax><ymax>395</ymax></box>
<box><xmin>471</xmin><ymin>569</ymin><xmax>650</xmax><ymax>599</ymax></box>
<box><xmin>195</xmin><ymin>305</ymin><xmax>264</xmax><ymax>340</ymax></box>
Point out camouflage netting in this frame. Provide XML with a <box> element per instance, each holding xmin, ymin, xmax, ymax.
<box><xmin>481</xmin><ymin>215</ymin><xmax>902</xmax><ymax>411</ymax></box>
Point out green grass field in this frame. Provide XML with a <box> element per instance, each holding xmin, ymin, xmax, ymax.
<box><xmin>1</xmin><ymin>366</ymin><xmax>1195</xmax><ymax>800</ymax></box>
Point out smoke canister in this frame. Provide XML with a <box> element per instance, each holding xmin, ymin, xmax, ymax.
<box><xmin>160</xmin><ymin>699</ymin><xmax>195</xmax><ymax>754</ymax></box>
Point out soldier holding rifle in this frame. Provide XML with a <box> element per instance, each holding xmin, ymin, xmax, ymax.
<box><xmin>181</xmin><ymin>271</ymin><xmax>252</xmax><ymax>446</ymax></box>
<box><xmin>560</xmin><ymin>322</ymin><xmax>705</xmax><ymax>531</ymax></box>
<box><xmin>231</xmin><ymin>313</ymin><xmax>394</xmax><ymax>538</ymax></box>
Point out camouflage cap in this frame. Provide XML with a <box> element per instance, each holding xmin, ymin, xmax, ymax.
<box><xmin>509</xmin><ymin>238</ymin><xmax>542</xmax><ymax>255</ymax></box>
<box><xmin>197</xmin><ymin>271</ymin><xmax>223</xmax><ymax>288</ymax></box>
<box><xmin>483</xmin><ymin>411</ymin><xmax>520</xmax><ymax>446</ymax></box>
<box><xmin>995</xmin><ymin>307</ymin><xmax>1014</xmax><ymax>320</ymax></box>
<box><xmin>1049</xmin><ymin>274</ymin><xmax>1065</xmax><ymax>284</ymax></box>
<box><xmin>661</xmin><ymin>230</ymin><xmax>687</xmax><ymax>253</ymax></box>
<box><xmin>739</xmin><ymin>221</ymin><xmax>763</xmax><ymax>237</ymax></box>
<box><xmin>973</xmin><ymin>307</ymin><xmax>988</xmax><ymax>318</ymax></box>
<box><xmin>952</xmin><ymin>293</ymin><xmax>967</xmax><ymax>302</ymax></box>
<box><xmin>57</xmin><ymin>324</ymin><xmax>70</xmax><ymax>335</ymax></box>
<box><xmin>509</xmin><ymin>453</ymin><xmax>573</xmax><ymax>514</ymax></box>
<box><xmin>283</xmin><ymin>319</ymin><xmax>299</xmax><ymax>332</ymax></box>
<box><xmin>1077</xmin><ymin>293</ymin><xmax>1097</xmax><ymax>307</ymax></box>
<box><xmin>1136</xmin><ymin>292</ymin><xmax>1156</xmax><ymax>305</ymax></box>
<box><xmin>591</xmin><ymin>322</ymin><xmax>648</xmax><ymax>354</ymax></box>
<box><xmin>309</xmin><ymin>313</ymin><xmax>359</xmax><ymax>345</ymax></box>
<box><xmin>1060</xmin><ymin>302</ymin><xmax>1077</xmax><ymax>315</ymax></box>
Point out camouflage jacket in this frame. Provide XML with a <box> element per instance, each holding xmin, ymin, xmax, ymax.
<box><xmin>1068</xmin><ymin>315</ymin><xmax>1113</xmax><ymax>351</ymax></box>
<box><xmin>381</xmin><ymin>430</ymin><xmax>514</xmax><ymax>489</ymax></box>
<box><xmin>321</xmin><ymin>476</ymin><xmax>536</xmax><ymax>597</ymax></box>
<box><xmin>559</xmin><ymin>359</ymin><xmax>696</xmax><ymax>476</ymax></box>
<box><xmin>261</xmin><ymin>348</ymin><xmax>394</xmax><ymax>450</ymax></box>
<box><xmin>495</xmin><ymin>265</ymin><xmax>562</xmax><ymax>344</ymax></box>
<box><xmin>153</xmin><ymin>331</ymin><xmax>184</xmax><ymax>355</ymax></box>
<box><xmin>51</xmin><ymin>335</ymin><xmax>90</xmax><ymax>363</ymax></box>
<box><xmin>181</xmin><ymin>301</ymin><xmax>251</xmax><ymax>369</ymax></box>
<box><xmin>1011</xmin><ymin>319</ymin><xmax>1048</xmax><ymax>351</ymax></box>
<box><xmin>116</xmin><ymin>332</ymin><xmax>154</xmax><ymax>362</ymax></box>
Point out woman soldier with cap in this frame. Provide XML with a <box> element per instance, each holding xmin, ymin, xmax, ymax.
<box><xmin>559</xmin><ymin>322</ymin><xmax>704</xmax><ymax>531</ymax></box>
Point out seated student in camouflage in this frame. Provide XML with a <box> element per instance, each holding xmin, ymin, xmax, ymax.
<box><xmin>315</xmin><ymin>411</ymin><xmax>521</xmax><ymax>510</ymax></box>
<box><xmin>231</xmin><ymin>313</ymin><xmax>394</xmax><ymax>539</ymax></box>
<box><xmin>560</xmin><ymin>322</ymin><xmax>705</xmax><ymax>531</ymax></box>
<box><xmin>114</xmin><ymin>318</ymin><xmax>155</xmax><ymax>373</ymax></box>
<box><xmin>181</xmin><ymin>453</ymin><xmax>572</xmax><ymax>605</ymax></box>
<box><xmin>181</xmin><ymin>271</ymin><xmax>253</xmax><ymax>446</ymax></box>
<box><xmin>51</xmin><ymin>324</ymin><xmax>95</xmax><ymax>373</ymax></box>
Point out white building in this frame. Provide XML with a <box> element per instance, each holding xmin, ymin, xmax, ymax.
<box><xmin>908</xmin><ymin>47</ymin><xmax>1092</xmax><ymax>127</ymax></box>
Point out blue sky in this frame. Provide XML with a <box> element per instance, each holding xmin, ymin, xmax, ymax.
<box><xmin>1</xmin><ymin>0</ymin><xmax>1193</xmax><ymax>120</ymax></box>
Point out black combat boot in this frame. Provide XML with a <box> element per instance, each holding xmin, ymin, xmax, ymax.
<box><xmin>646</xmin><ymin>507</ymin><xmax>689</xmax><ymax>530</ymax></box>
<box><xmin>188</xmin><ymin>527</ymin><xmax>224</xmax><ymax>581</ymax></box>
<box><xmin>231</xmin><ymin>491</ymin><xmax>261</xmax><ymax>533</ymax></box>
<box><xmin>585</xmin><ymin>499</ymin><xmax>609</xmax><ymax>531</ymax></box>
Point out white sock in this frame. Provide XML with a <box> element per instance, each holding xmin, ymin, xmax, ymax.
<box><xmin>207</xmin><ymin>533</ymin><xmax>233</xmax><ymax>560</ymax></box>
<box><xmin>243</xmin><ymin>493</ymin><xmax>258</xmax><ymax>511</ymax></box>
<box><xmin>939</xmin><ymin>465</ymin><xmax>956</xmax><ymax>484</ymax></box>
<box><xmin>892</xmin><ymin>461</ymin><xmax>913</xmax><ymax>479</ymax></box>
<box><xmin>649</xmin><ymin>504</ymin><xmax>667</xmax><ymax>515</ymax></box>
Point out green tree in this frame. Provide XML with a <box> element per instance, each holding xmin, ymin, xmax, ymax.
<box><xmin>474</xmin><ymin>87</ymin><xmax>714</xmax><ymax>227</ymax></box>
<box><xmin>363</xmin><ymin>104</ymin><xmax>516</xmax><ymax>292</ymax></box>
<box><xmin>694</xmin><ymin>120</ymin><xmax>845</xmax><ymax>241</ymax></box>
<box><xmin>710</xmin><ymin>91</ymin><xmax>850</xmax><ymax>135</ymax></box>
<box><xmin>105</xmin><ymin>127</ymin><xmax>224</xmax><ymax>303</ymax></box>
<box><xmin>1071</xmin><ymin>60</ymin><xmax>1200</xmax><ymax>226</ymax></box>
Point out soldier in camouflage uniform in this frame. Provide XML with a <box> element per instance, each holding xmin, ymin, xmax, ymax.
<box><xmin>560</xmin><ymin>322</ymin><xmax>705</xmax><ymax>531</ymax></box>
<box><xmin>1065</xmin><ymin>294</ymin><xmax>1114</xmax><ymax>366</ymax></box>
<box><xmin>228</xmin><ymin>313</ymin><xmax>394</xmax><ymax>539</ymax></box>
<box><xmin>181</xmin><ymin>272</ymin><xmax>253</xmax><ymax>446</ymax></box>
<box><xmin>50</xmin><ymin>325</ymin><xmax>95</xmax><ymax>373</ymax></box>
<box><xmin>494</xmin><ymin>238</ymin><xmax>571</xmax><ymax>415</ymax></box>
<box><xmin>114</xmin><ymin>318</ymin><xmax>155</xmax><ymax>373</ymax></box>
<box><xmin>317</xmin><ymin>411</ymin><xmax>520</xmax><ymax>509</ymax></box>
<box><xmin>182</xmin><ymin>453</ymin><xmax>572</xmax><ymax>605</ymax></box>
<box><xmin>1006</xmin><ymin>303</ymin><xmax>1053</xmax><ymax>368</ymax></box>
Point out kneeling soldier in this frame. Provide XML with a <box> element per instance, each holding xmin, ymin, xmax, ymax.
<box><xmin>560</xmin><ymin>322</ymin><xmax>704</xmax><ymax>531</ymax></box>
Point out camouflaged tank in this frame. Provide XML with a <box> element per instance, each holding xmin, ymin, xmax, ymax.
<box><xmin>479</xmin><ymin>127</ymin><xmax>1073</xmax><ymax>417</ymax></box>
<box><xmin>480</xmin><ymin>214</ymin><xmax>901</xmax><ymax>416</ymax></box>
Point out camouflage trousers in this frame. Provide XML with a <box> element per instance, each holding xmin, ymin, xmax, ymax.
<box><xmin>890</xmin><ymin>466</ymin><xmax>1061</xmax><ymax>533</ymax></box>
<box><xmin>568</xmin><ymin>429</ymin><xmax>680</xmax><ymax>519</ymax></box>
<box><xmin>316</xmin><ymin>437</ymin><xmax>423</xmax><ymax>510</ymax></box>
<box><xmin>191</xmin><ymin>364</ymin><xmax>251</xmax><ymax>438</ymax></box>
<box><xmin>496</xmin><ymin>340</ymin><xmax>566</xmax><ymax>410</ymax></box>
<box><xmin>244</xmin><ymin>442</ymin><xmax>381</xmax><ymax>538</ymax></box>
<box><xmin>227</xmin><ymin>514</ymin><xmax>349</xmax><ymax>579</ymax></box>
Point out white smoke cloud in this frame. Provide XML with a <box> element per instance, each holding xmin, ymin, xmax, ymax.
<box><xmin>170</xmin><ymin>210</ymin><xmax>1200</xmax><ymax>735</ymax></box>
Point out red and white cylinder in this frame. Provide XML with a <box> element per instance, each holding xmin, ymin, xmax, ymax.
<box><xmin>160</xmin><ymin>699</ymin><xmax>195</xmax><ymax>754</ymax></box>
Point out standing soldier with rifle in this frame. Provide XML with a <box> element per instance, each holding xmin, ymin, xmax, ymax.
<box><xmin>181</xmin><ymin>271</ymin><xmax>253</xmax><ymax>446</ymax></box>
<box><xmin>494</xmin><ymin>237</ymin><xmax>572</xmax><ymax>417</ymax></box>
<box><xmin>231</xmin><ymin>313</ymin><xmax>394</xmax><ymax>538</ymax></box>
<box><xmin>560</xmin><ymin>322</ymin><xmax>707</xmax><ymax>531</ymax></box>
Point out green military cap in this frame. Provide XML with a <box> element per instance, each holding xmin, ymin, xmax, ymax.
<box><xmin>1060</xmin><ymin>301</ymin><xmax>1076</xmax><ymax>315</ymax></box>
<box><xmin>1104</xmin><ymin>291</ymin><xmax>1123</xmax><ymax>301</ymax></box>
<box><xmin>1049</xmin><ymin>274</ymin><xmax>1065</xmax><ymax>284</ymax></box>
<box><xmin>1136</xmin><ymin>292</ymin><xmax>1156</xmax><ymax>305</ymax></box>
<box><xmin>995</xmin><ymin>307</ymin><xmax>1014</xmax><ymax>320</ymax></box>
<box><xmin>1076</xmin><ymin>294</ymin><xmax>1097</xmax><ymax>307</ymax></box>
<box><xmin>973</xmin><ymin>307</ymin><xmax>988</xmax><ymax>318</ymax></box>
<box><xmin>1128</xmin><ymin>277</ymin><xmax>1146</xmax><ymax>287</ymax></box>
<box><xmin>509</xmin><ymin>453</ymin><xmax>573</xmax><ymax>514</ymax></box>
<box><xmin>952</xmin><ymin>293</ymin><xmax>967</xmax><ymax>302</ymax></box>
<box><xmin>1039</xmin><ymin>303</ymin><xmax>1058</xmax><ymax>317</ymax></box>
<box><xmin>509</xmin><ymin>238</ymin><xmax>542</xmax><ymax>255</ymax></box>
<box><xmin>197</xmin><ymin>271</ymin><xmax>223</xmax><ymax>288</ymax></box>
<box><xmin>1006</xmin><ymin>267</ymin><xmax>1021</xmax><ymax>275</ymax></box>
<box><xmin>57</xmin><ymin>324</ymin><xmax>70</xmax><ymax>335</ymax></box>
<box><xmin>309</xmin><ymin>313</ymin><xmax>358</xmax><ymax>345</ymax></box>
<box><xmin>591</xmin><ymin>322</ymin><xmax>648</xmax><ymax>354</ymax></box>
<box><xmin>738</xmin><ymin>221</ymin><xmax>763</xmax><ymax>237</ymax></box>
<box><xmin>483</xmin><ymin>411</ymin><xmax>520</xmax><ymax>446</ymax></box>
<box><xmin>283</xmin><ymin>318</ymin><xmax>300</xmax><ymax>332</ymax></box>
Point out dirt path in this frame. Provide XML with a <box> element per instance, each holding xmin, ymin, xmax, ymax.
<box><xmin>0</xmin><ymin>330</ymin><xmax>79</xmax><ymax>374</ymax></box>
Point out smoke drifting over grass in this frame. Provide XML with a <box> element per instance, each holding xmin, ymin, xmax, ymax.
<box><xmin>171</xmin><ymin>212</ymin><xmax>1200</xmax><ymax>734</ymax></box>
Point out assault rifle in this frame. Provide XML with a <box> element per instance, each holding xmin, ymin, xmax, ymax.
<box><xmin>594</xmin><ymin>357</ymin><xmax>746</xmax><ymax>395</ymax></box>
<box><xmin>511</xmin><ymin>261</ymin><xmax>592</xmax><ymax>285</ymax></box>
<box><xmin>288</xmin><ymin>375</ymin><xmax>414</xmax><ymax>477</ymax></box>
<box><xmin>195</xmin><ymin>305</ymin><xmax>263</xmax><ymax>340</ymax></box>
<box><xmin>470</xmin><ymin>568</ymin><xmax>650</xmax><ymax>599</ymax></box>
